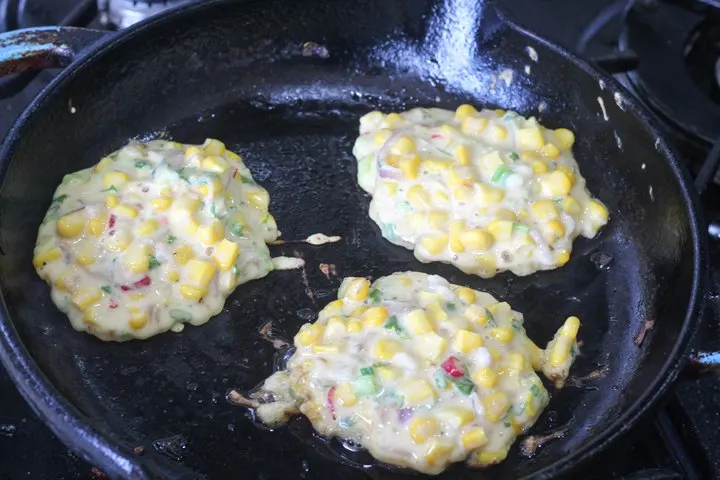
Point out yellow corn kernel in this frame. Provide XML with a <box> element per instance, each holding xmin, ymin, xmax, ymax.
<box><xmin>447</xmin><ymin>167</ymin><xmax>473</xmax><ymax>187</ymax></box>
<box><xmin>375</xmin><ymin>365</ymin><xmax>400</xmax><ymax>382</ymax></box>
<box><xmin>202</xmin><ymin>155</ymin><xmax>228</xmax><ymax>173</ymax></box>
<box><xmin>418</xmin><ymin>291</ymin><xmax>444</xmax><ymax>307</ymax></box>
<box><xmin>561</xmin><ymin>196</ymin><xmax>582</xmax><ymax>216</ymax></box>
<box><xmin>385</xmin><ymin>112</ymin><xmax>403</xmax><ymax>126</ymax></box>
<box><xmin>391</xmin><ymin>135</ymin><xmax>415</xmax><ymax>154</ymax></box>
<box><xmin>516</xmin><ymin>126</ymin><xmax>544</xmax><ymax>150</ymax></box>
<box><xmin>455</xmin><ymin>144</ymin><xmax>471</xmax><ymax>166</ymax></box>
<box><xmin>549</xmin><ymin>337</ymin><xmax>573</xmax><ymax>367</ymax></box>
<box><xmin>426</xmin><ymin>302</ymin><xmax>447</xmax><ymax>323</ymax></box>
<box><xmin>372</xmin><ymin>338</ymin><xmax>402</xmax><ymax>361</ymax></box>
<box><xmin>56</xmin><ymin>211</ymin><xmax>85</xmax><ymax>239</ymax></box>
<box><xmin>554</xmin><ymin>128</ymin><xmax>575</xmax><ymax>149</ymax></box>
<box><xmin>543</xmin><ymin>219</ymin><xmax>566</xmax><ymax>242</ymax></box>
<box><xmin>75</xmin><ymin>241</ymin><xmax>97</xmax><ymax>266</ymax></box>
<box><xmin>107</xmin><ymin>231</ymin><xmax>131</xmax><ymax>252</ymax></box>
<box><xmin>464</xmin><ymin>304</ymin><xmax>488</xmax><ymax>325</ymax></box>
<box><xmin>488</xmin><ymin>347</ymin><xmax>502</xmax><ymax>362</ymax></box>
<box><xmin>33</xmin><ymin>247</ymin><xmax>63</xmax><ymax>268</ymax></box>
<box><xmin>415</xmin><ymin>331</ymin><xmax>447</xmax><ymax>361</ymax></box>
<box><xmin>380</xmin><ymin>180</ymin><xmax>398</xmax><ymax>196</ymax></box>
<box><xmin>373</xmin><ymin>129</ymin><xmax>393</xmax><ymax>147</ymax></box>
<box><xmin>486</xmin><ymin>220</ymin><xmax>513</xmax><ymax>241</ymax></box>
<box><xmin>539</xmin><ymin>170</ymin><xmax>573</xmax><ymax>197</ymax></box>
<box><xmin>203</xmin><ymin>138</ymin><xmax>226</xmax><ymax>156</ymax></box>
<box><xmin>150</xmin><ymin>196</ymin><xmax>172</xmax><ymax>211</ymax></box>
<box><xmin>324</xmin><ymin>316</ymin><xmax>346</xmax><ymax>340</ymax></box>
<box><xmin>507</xmin><ymin>352</ymin><xmax>526</xmax><ymax>371</ymax></box>
<box><xmin>103</xmin><ymin>171</ymin><xmax>128</xmax><ymax>189</ymax></box>
<box><xmin>346</xmin><ymin>318</ymin><xmax>363</xmax><ymax>333</ymax></box>
<box><xmin>129</xmin><ymin>307</ymin><xmax>149</xmax><ymax>330</ymax></box>
<box><xmin>184</xmin><ymin>259</ymin><xmax>216</xmax><ymax>289</ymax></box>
<box><xmin>94</xmin><ymin>156</ymin><xmax>114</xmax><ymax>172</ymax></box>
<box><xmin>123</xmin><ymin>243</ymin><xmax>150</xmax><ymax>273</ymax></box>
<box><xmin>473</xmin><ymin>252</ymin><xmax>497</xmax><ymax>276</ymax></box>
<box><xmin>556</xmin><ymin>250</ymin><xmax>571</xmax><ymax>265</ymax></box>
<box><xmin>179</xmin><ymin>284</ymin><xmax>205</xmax><ymax>301</ymax></box>
<box><xmin>197</xmin><ymin>219</ymin><xmax>224</xmax><ymax>245</ymax></box>
<box><xmin>456</xmin><ymin>287</ymin><xmax>476</xmax><ymax>304</ymax></box>
<box><xmin>434</xmin><ymin>190</ymin><xmax>449</xmax><ymax>205</ymax></box>
<box><xmin>461</xmin><ymin>427</ymin><xmax>489</xmax><ymax>450</ymax></box>
<box><xmin>165</xmin><ymin>270</ymin><xmax>180</xmax><ymax>283</ymax></box>
<box><xmin>460</xmin><ymin>229</ymin><xmax>494</xmax><ymax>251</ymax></box>
<box><xmin>489</xmin><ymin>124</ymin><xmax>508</xmax><ymax>141</ymax></box>
<box><xmin>426</xmin><ymin>212</ymin><xmax>448</xmax><ymax>231</ymax></box>
<box><xmin>436</xmin><ymin>407</ymin><xmax>474</xmax><ymax>428</ymax></box>
<box><xmin>312</xmin><ymin>344</ymin><xmax>340</xmax><ymax>354</ymax></box>
<box><xmin>420</xmin><ymin>234</ymin><xmax>449</xmax><ymax>255</ymax></box>
<box><xmin>322</xmin><ymin>299</ymin><xmax>344</xmax><ymax>316</ymax></box>
<box><xmin>174</xmin><ymin>245</ymin><xmax>194</xmax><ymax>265</ymax></box>
<box><xmin>473</xmin><ymin>367</ymin><xmax>498</xmax><ymax>389</ymax></box>
<box><xmin>409</xmin><ymin>416</ymin><xmax>440</xmax><ymax>444</ymax></box>
<box><xmin>494</xmin><ymin>109</ymin><xmax>505</xmax><ymax>116</ymax></box>
<box><xmin>350</xmin><ymin>304</ymin><xmax>368</xmax><ymax>316</ymax></box>
<box><xmin>557</xmin><ymin>165</ymin><xmax>576</xmax><ymax>185</ymax></box>
<box><xmin>71</xmin><ymin>288</ymin><xmax>102</xmax><ymax>311</ymax></box>
<box><xmin>295</xmin><ymin>323</ymin><xmax>324</xmax><ymax>346</ymax></box>
<box><xmin>530</xmin><ymin>200</ymin><xmax>559</xmax><ymax>222</ymax></box>
<box><xmin>114</xmin><ymin>204</ymin><xmax>138</xmax><ymax>219</ymax></box>
<box><xmin>531</xmin><ymin>159</ymin><xmax>549</xmax><ymax>174</ymax></box>
<box><xmin>342</xmin><ymin>277</ymin><xmax>370</xmax><ymax>302</ymax></box>
<box><xmin>105</xmin><ymin>194</ymin><xmax>119</xmax><ymax>209</ymax></box>
<box><xmin>246</xmin><ymin>190</ymin><xmax>270</xmax><ymax>210</ymax></box>
<box><xmin>405</xmin><ymin>309</ymin><xmax>433</xmax><ymax>335</ymax></box>
<box><xmin>476</xmin><ymin>449</ymin><xmax>508</xmax><ymax>465</ymax></box>
<box><xmin>490</xmin><ymin>327</ymin><xmax>514</xmax><ymax>344</ymax></box>
<box><xmin>213</xmin><ymin>239</ymin><xmax>239</xmax><ymax>271</ymax></box>
<box><xmin>399</xmin><ymin>154</ymin><xmax>421</xmax><ymax>180</ymax></box>
<box><xmin>540</xmin><ymin>142</ymin><xmax>560</xmax><ymax>158</ymax></box>
<box><xmin>454</xmin><ymin>329</ymin><xmax>483</xmax><ymax>353</ymax></box>
<box><xmin>400</xmin><ymin>379</ymin><xmax>437</xmax><ymax>407</ymax></box>
<box><xmin>523</xmin><ymin>391</ymin><xmax>539</xmax><ymax>417</ymax></box>
<box><xmin>86</xmin><ymin>215</ymin><xmax>107</xmax><ymax>237</ymax></box>
<box><xmin>185</xmin><ymin>146</ymin><xmax>203</xmax><ymax>158</ymax></box>
<box><xmin>136</xmin><ymin>219</ymin><xmax>159</xmax><ymax>237</ymax></box>
<box><xmin>453</xmin><ymin>184</ymin><xmax>474</xmax><ymax>203</ymax></box>
<box><xmin>487</xmin><ymin>301</ymin><xmax>510</xmax><ymax>320</ymax></box>
<box><xmin>461</xmin><ymin>116</ymin><xmax>488</xmax><ymax>135</ymax></box>
<box><xmin>476</xmin><ymin>183</ymin><xmax>505</xmax><ymax>204</ymax></box>
<box><xmin>424</xmin><ymin>441</ymin><xmax>453</xmax><ymax>467</ymax></box>
<box><xmin>483</xmin><ymin>391</ymin><xmax>510</xmax><ymax>423</ymax></box>
<box><xmin>406</xmin><ymin>185</ymin><xmax>431</xmax><ymax>208</ymax></box>
<box><xmin>385</xmin><ymin>154</ymin><xmax>402</xmax><ymax>167</ymax></box>
<box><xmin>197</xmin><ymin>178</ymin><xmax>222</xmax><ymax>197</ymax></box>
<box><xmin>455</xmin><ymin>104</ymin><xmax>476</xmax><ymax>120</ymax></box>
<box><xmin>587</xmin><ymin>199</ymin><xmax>609</xmax><ymax>223</ymax></box>
<box><xmin>334</xmin><ymin>384</ymin><xmax>357</xmax><ymax>407</ymax></box>
<box><xmin>561</xmin><ymin>315</ymin><xmax>581</xmax><ymax>338</ymax></box>
<box><xmin>424</xmin><ymin>157</ymin><xmax>453</xmax><ymax>172</ymax></box>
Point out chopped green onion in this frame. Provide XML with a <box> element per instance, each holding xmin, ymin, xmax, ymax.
<box><xmin>149</xmin><ymin>256</ymin><xmax>161</xmax><ymax>270</ymax></box>
<box><xmin>511</xmin><ymin>319</ymin><xmax>523</xmax><ymax>332</ymax></box>
<box><xmin>434</xmin><ymin>369</ymin><xmax>449</xmax><ymax>389</ymax></box>
<box><xmin>530</xmin><ymin>384</ymin><xmax>541</xmax><ymax>397</ymax></box>
<box><xmin>210</xmin><ymin>203</ymin><xmax>217</xmax><ymax>218</ymax></box>
<box><xmin>513</xmin><ymin>402</ymin><xmax>526</xmax><ymax>415</ymax></box>
<box><xmin>101</xmin><ymin>185</ymin><xmax>117</xmax><ymax>193</ymax></box>
<box><xmin>231</xmin><ymin>265</ymin><xmax>240</xmax><ymax>277</ymax></box>
<box><xmin>360</xmin><ymin>367</ymin><xmax>374</xmax><ymax>376</ymax></box>
<box><xmin>502</xmin><ymin>413</ymin><xmax>512</xmax><ymax>428</ymax></box>
<box><xmin>377</xmin><ymin>390</ymin><xmax>405</xmax><ymax>407</ymax></box>
<box><xmin>101</xmin><ymin>285</ymin><xmax>112</xmax><ymax>294</ymax></box>
<box><xmin>135</xmin><ymin>160</ymin><xmax>151</xmax><ymax>168</ymax></box>
<box><xmin>352</xmin><ymin>375</ymin><xmax>378</xmax><ymax>396</ymax></box>
<box><xmin>369</xmin><ymin>289</ymin><xmax>382</xmax><ymax>304</ymax></box>
<box><xmin>513</xmin><ymin>222</ymin><xmax>529</xmax><ymax>232</ymax></box>
<box><xmin>169</xmin><ymin>309</ymin><xmax>192</xmax><ymax>322</ymax></box>
<box><xmin>177</xmin><ymin>168</ymin><xmax>190</xmax><ymax>182</ymax></box>
<box><xmin>491</xmin><ymin>165</ymin><xmax>512</xmax><ymax>184</ymax></box>
<box><xmin>452</xmin><ymin>376</ymin><xmax>475</xmax><ymax>395</ymax></box>
<box><xmin>509</xmin><ymin>152</ymin><xmax>519</xmax><ymax>161</ymax></box>
<box><xmin>239</xmin><ymin>175</ymin><xmax>256</xmax><ymax>185</ymax></box>
<box><xmin>437</xmin><ymin>147</ymin><xmax>453</xmax><ymax>157</ymax></box>
<box><xmin>381</xmin><ymin>222</ymin><xmax>396</xmax><ymax>240</ymax></box>
<box><xmin>51</xmin><ymin>194</ymin><xmax>68</xmax><ymax>205</ymax></box>
<box><xmin>167</xmin><ymin>234</ymin><xmax>177</xmax><ymax>244</ymax></box>
<box><xmin>445</xmin><ymin>302</ymin><xmax>457</xmax><ymax>312</ymax></box>
<box><xmin>487</xmin><ymin>309</ymin><xmax>497</xmax><ymax>327</ymax></box>
<box><xmin>228</xmin><ymin>222</ymin><xmax>244</xmax><ymax>237</ymax></box>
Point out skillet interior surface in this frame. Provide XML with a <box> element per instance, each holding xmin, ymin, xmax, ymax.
<box><xmin>0</xmin><ymin>0</ymin><xmax>703</xmax><ymax>478</ymax></box>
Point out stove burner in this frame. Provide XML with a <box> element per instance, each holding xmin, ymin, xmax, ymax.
<box><xmin>97</xmin><ymin>0</ymin><xmax>191</xmax><ymax>29</ymax></box>
<box><xmin>619</xmin><ymin>1</ymin><xmax>720</xmax><ymax>145</ymax></box>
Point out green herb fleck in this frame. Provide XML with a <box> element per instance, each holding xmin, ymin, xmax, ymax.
<box><xmin>437</xmin><ymin>147</ymin><xmax>453</xmax><ymax>157</ymax></box>
<box><xmin>369</xmin><ymin>289</ymin><xmax>382</xmax><ymax>304</ymax></box>
<box><xmin>445</xmin><ymin>302</ymin><xmax>457</xmax><ymax>312</ymax></box>
<box><xmin>513</xmin><ymin>402</ymin><xmax>526</xmax><ymax>415</ymax></box>
<box><xmin>502</xmin><ymin>413</ymin><xmax>512</xmax><ymax>428</ymax></box>
<box><xmin>511</xmin><ymin>319</ymin><xmax>523</xmax><ymax>332</ymax></box>
<box><xmin>51</xmin><ymin>194</ymin><xmax>68</xmax><ymax>205</ymax></box>
<box><xmin>231</xmin><ymin>265</ymin><xmax>239</xmax><ymax>277</ymax></box>
<box><xmin>509</xmin><ymin>152</ymin><xmax>519</xmax><ymax>162</ymax></box>
<box><xmin>452</xmin><ymin>376</ymin><xmax>475</xmax><ymax>395</ymax></box>
<box><xmin>177</xmin><ymin>168</ymin><xmax>190</xmax><ymax>182</ymax></box>
<box><xmin>101</xmin><ymin>185</ymin><xmax>117</xmax><ymax>193</ymax></box>
<box><xmin>491</xmin><ymin>165</ymin><xmax>512</xmax><ymax>184</ymax></box>
<box><xmin>239</xmin><ymin>175</ymin><xmax>256</xmax><ymax>185</ymax></box>
<box><xmin>135</xmin><ymin>160</ymin><xmax>151</xmax><ymax>168</ymax></box>
<box><xmin>228</xmin><ymin>222</ymin><xmax>244</xmax><ymax>237</ymax></box>
<box><xmin>360</xmin><ymin>366</ymin><xmax>374</xmax><ymax>376</ymax></box>
<box><xmin>169</xmin><ymin>309</ymin><xmax>192</xmax><ymax>322</ymax></box>
<box><xmin>530</xmin><ymin>384</ymin><xmax>541</xmax><ymax>397</ymax></box>
<box><xmin>377</xmin><ymin>390</ymin><xmax>405</xmax><ymax>407</ymax></box>
<box><xmin>384</xmin><ymin>315</ymin><xmax>408</xmax><ymax>338</ymax></box>
<box><xmin>513</xmin><ymin>222</ymin><xmax>529</xmax><ymax>232</ymax></box>
<box><xmin>101</xmin><ymin>285</ymin><xmax>112</xmax><ymax>294</ymax></box>
<box><xmin>487</xmin><ymin>309</ymin><xmax>497</xmax><ymax>327</ymax></box>
<box><xmin>167</xmin><ymin>234</ymin><xmax>177</xmax><ymax>244</ymax></box>
<box><xmin>210</xmin><ymin>203</ymin><xmax>217</xmax><ymax>217</ymax></box>
<box><xmin>434</xmin><ymin>369</ymin><xmax>448</xmax><ymax>389</ymax></box>
<box><xmin>149</xmin><ymin>256</ymin><xmax>161</xmax><ymax>270</ymax></box>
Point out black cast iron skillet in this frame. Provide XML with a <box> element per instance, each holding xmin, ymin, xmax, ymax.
<box><xmin>0</xmin><ymin>0</ymin><xmax>709</xmax><ymax>478</ymax></box>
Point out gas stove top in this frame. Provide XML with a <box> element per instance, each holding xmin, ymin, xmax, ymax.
<box><xmin>1</xmin><ymin>1</ymin><xmax>719</xmax><ymax>479</ymax></box>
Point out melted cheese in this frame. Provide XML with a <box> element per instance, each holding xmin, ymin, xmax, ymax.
<box><xmin>33</xmin><ymin>139</ymin><xmax>278</xmax><ymax>341</ymax></box>
<box><xmin>255</xmin><ymin>272</ymin><xmax>580</xmax><ymax>474</ymax></box>
<box><xmin>352</xmin><ymin>106</ymin><xmax>609</xmax><ymax>277</ymax></box>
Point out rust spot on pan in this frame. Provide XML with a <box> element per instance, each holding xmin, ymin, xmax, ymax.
<box><xmin>633</xmin><ymin>316</ymin><xmax>655</xmax><ymax>346</ymax></box>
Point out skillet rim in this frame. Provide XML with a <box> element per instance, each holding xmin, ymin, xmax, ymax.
<box><xmin>0</xmin><ymin>0</ymin><xmax>708</xmax><ymax>478</ymax></box>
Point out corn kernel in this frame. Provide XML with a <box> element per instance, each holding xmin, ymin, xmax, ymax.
<box><xmin>129</xmin><ymin>308</ymin><xmax>149</xmax><ymax>330</ymax></box>
<box><xmin>203</xmin><ymin>138</ymin><xmax>226</xmax><ymax>156</ymax></box>
<box><xmin>334</xmin><ymin>384</ymin><xmax>357</xmax><ymax>407</ymax></box>
<box><xmin>325</xmin><ymin>316</ymin><xmax>347</xmax><ymax>340</ymax></box>
<box><xmin>105</xmin><ymin>194</ymin><xmax>119</xmax><ymax>208</ymax></box>
<box><xmin>455</xmin><ymin>104</ymin><xmax>476</xmax><ymax>120</ymax></box>
<box><xmin>184</xmin><ymin>259</ymin><xmax>216</xmax><ymax>289</ymax></box>
<box><xmin>456</xmin><ymin>287</ymin><xmax>476</xmax><ymax>304</ymax></box>
<box><xmin>400</xmin><ymin>379</ymin><xmax>437</xmax><ymax>406</ymax></box>
<box><xmin>561</xmin><ymin>196</ymin><xmax>582</xmax><ymax>216</ymax></box>
<box><xmin>540</xmin><ymin>142</ymin><xmax>560</xmax><ymax>158</ymax></box>
<box><xmin>197</xmin><ymin>178</ymin><xmax>223</xmax><ymax>196</ymax></box>
<box><xmin>473</xmin><ymin>367</ymin><xmax>498</xmax><ymax>388</ymax></box>
<box><xmin>476</xmin><ymin>183</ymin><xmax>505</xmax><ymax>204</ymax></box>
<box><xmin>312</xmin><ymin>344</ymin><xmax>340</xmax><ymax>354</ymax></box>
<box><xmin>57</xmin><ymin>211</ymin><xmax>85</xmax><ymax>238</ymax></box>
<box><xmin>420</xmin><ymin>234</ymin><xmax>449</xmax><ymax>255</ymax></box>
<box><xmin>473</xmin><ymin>252</ymin><xmax>497</xmax><ymax>276</ymax></box>
<box><xmin>86</xmin><ymin>215</ymin><xmax>107</xmax><ymax>237</ymax></box>
<box><xmin>549</xmin><ymin>337</ymin><xmax>572</xmax><ymax>367</ymax></box>
<box><xmin>405</xmin><ymin>309</ymin><xmax>433</xmax><ymax>335</ymax></box>
<box><xmin>203</xmin><ymin>155</ymin><xmax>228</xmax><ymax>173</ymax></box>
<box><xmin>487</xmin><ymin>220</ymin><xmax>513</xmax><ymax>241</ymax></box>
<box><xmin>464</xmin><ymin>304</ymin><xmax>488</xmax><ymax>325</ymax></box>
<box><xmin>434</xmin><ymin>190</ymin><xmax>449</xmax><ymax>205</ymax></box>
<box><xmin>391</xmin><ymin>135</ymin><xmax>415</xmax><ymax>154</ymax></box>
<box><xmin>351</xmin><ymin>315</ymin><xmax>370</xmax><ymax>330</ymax></box>
<box><xmin>385</xmin><ymin>112</ymin><xmax>403</xmax><ymax>126</ymax></box>
<box><xmin>33</xmin><ymin>247</ymin><xmax>63</xmax><ymax>268</ymax></box>
<box><xmin>426</xmin><ymin>302</ymin><xmax>447</xmax><ymax>323</ymax></box>
<box><xmin>436</xmin><ymin>407</ymin><xmax>474</xmax><ymax>429</ymax></box>
<box><xmin>123</xmin><ymin>243</ymin><xmax>150</xmax><ymax>273</ymax></box>
<box><xmin>530</xmin><ymin>200</ymin><xmax>559</xmax><ymax>222</ymax></box>
<box><xmin>424</xmin><ymin>441</ymin><xmax>453</xmax><ymax>467</ymax></box>
<box><xmin>406</xmin><ymin>185</ymin><xmax>431</xmax><ymax>209</ymax></box>
<box><xmin>322</xmin><ymin>299</ymin><xmax>344</xmax><ymax>316</ymax></box>
<box><xmin>424</xmin><ymin>157</ymin><xmax>453</xmax><ymax>172</ymax></box>
<box><xmin>174</xmin><ymin>245</ymin><xmax>194</xmax><ymax>264</ymax></box>
<box><xmin>415</xmin><ymin>331</ymin><xmax>447</xmax><ymax>361</ymax></box>
<box><xmin>295</xmin><ymin>323</ymin><xmax>324</xmax><ymax>346</ymax></box>
<box><xmin>561</xmin><ymin>316</ymin><xmax>581</xmax><ymax>338</ymax></box>
<box><xmin>399</xmin><ymin>154</ymin><xmax>421</xmax><ymax>180</ymax></box>
<box><xmin>453</xmin><ymin>184</ymin><xmax>474</xmax><ymax>203</ymax></box>
<box><xmin>197</xmin><ymin>219</ymin><xmax>224</xmax><ymax>245</ymax></box>
<box><xmin>539</xmin><ymin>170</ymin><xmax>573</xmax><ymax>197</ymax></box>
<box><xmin>213</xmin><ymin>239</ymin><xmax>239</xmax><ymax>271</ymax></box>
<box><xmin>375</xmin><ymin>365</ymin><xmax>400</xmax><ymax>382</ymax></box>
<box><xmin>554</xmin><ymin>128</ymin><xmax>575</xmax><ymax>149</ymax></box>
<box><xmin>380</xmin><ymin>180</ymin><xmax>398</xmax><ymax>195</ymax></box>
<box><xmin>103</xmin><ymin>171</ymin><xmax>128</xmax><ymax>189</ymax></box>
<box><xmin>71</xmin><ymin>288</ymin><xmax>102</xmax><ymax>311</ymax></box>
<box><xmin>342</xmin><ymin>277</ymin><xmax>371</xmax><ymax>302</ymax></box>
<box><xmin>75</xmin><ymin>241</ymin><xmax>97</xmax><ymax>266</ymax></box>
<box><xmin>447</xmin><ymin>167</ymin><xmax>473</xmax><ymax>187</ymax></box>
<box><xmin>483</xmin><ymin>391</ymin><xmax>510</xmax><ymax>423</ymax></box>
<box><xmin>490</xmin><ymin>327</ymin><xmax>514</xmax><ymax>343</ymax></box>
<box><xmin>586</xmin><ymin>199</ymin><xmax>609</xmax><ymax>223</ymax></box>
<box><xmin>531</xmin><ymin>159</ymin><xmax>549</xmax><ymax>174</ymax></box>
<box><xmin>94</xmin><ymin>156</ymin><xmax>114</xmax><ymax>172</ymax></box>
<box><xmin>476</xmin><ymin>449</ymin><xmax>508</xmax><ymax>465</ymax></box>
<box><xmin>489</xmin><ymin>124</ymin><xmax>508</xmax><ymax>141</ymax></box>
<box><xmin>136</xmin><ymin>219</ymin><xmax>159</xmax><ymax>237</ymax></box>
<box><xmin>150</xmin><ymin>196</ymin><xmax>172</xmax><ymax>211</ymax></box>
<box><xmin>372</xmin><ymin>338</ymin><xmax>402</xmax><ymax>360</ymax></box>
<box><xmin>543</xmin><ymin>219</ymin><xmax>566</xmax><ymax>242</ymax></box>
<box><xmin>165</xmin><ymin>270</ymin><xmax>180</xmax><ymax>283</ymax></box>
<box><xmin>557</xmin><ymin>165</ymin><xmax>576</xmax><ymax>184</ymax></box>
<box><xmin>246</xmin><ymin>190</ymin><xmax>270</xmax><ymax>210</ymax></box>
<box><xmin>373</xmin><ymin>129</ymin><xmax>393</xmax><ymax>147</ymax></box>
<box><xmin>179</xmin><ymin>285</ymin><xmax>205</xmax><ymax>301</ymax></box>
<box><xmin>455</xmin><ymin>144</ymin><xmax>471</xmax><ymax>166</ymax></box>
<box><xmin>461</xmin><ymin>116</ymin><xmax>488</xmax><ymax>135</ymax></box>
<box><xmin>427</xmin><ymin>212</ymin><xmax>449</xmax><ymax>231</ymax></box>
<box><xmin>507</xmin><ymin>352</ymin><xmax>526</xmax><ymax>371</ymax></box>
<box><xmin>185</xmin><ymin>146</ymin><xmax>203</xmax><ymax>158</ymax></box>
<box><xmin>460</xmin><ymin>229</ymin><xmax>494</xmax><ymax>251</ymax></box>
<box><xmin>114</xmin><ymin>204</ymin><xmax>138</xmax><ymax>219</ymax></box>
<box><xmin>454</xmin><ymin>329</ymin><xmax>483</xmax><ymax>353</ymax></box>
<box><xmin>409</xmin><ymin>416</ymin><xmax>440</xmax><ymax>444</ymax></box>
<box><xmin>516</xmin><ymin>126</ymin><xmax>544</xmax><ymax>150</ymax></box>
<box><xmin>524</xmin><ymin>391</ymin><xmax>539</xmax><ymax>417</ymax></box>
<box><xmin>461</xmin><ymin>427</ymin><xmax>489</xmax><ymax>450</ymax></box>
<box><xmin>107</xmin><ymin>231</ymin><xmax>132</xmax><ymax>252</ymax></box>
<box><xmin>556</xmin><ymin>250</ymin><xmax>571</xmax><ymax>265</ymax></box>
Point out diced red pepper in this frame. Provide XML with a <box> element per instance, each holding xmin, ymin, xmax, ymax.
<box><xmin>232</xmin><ymin>168</ymin><xmax>238</xmax><ymax>179</ymax></box>
<box><xmin>441</xmin><ymin>356</ymin><xmax>464</xmax><ymax>378</ymax></box>
<box><xmin>108</xmin><ymin>300</ymin><xmax>118</xmax><ymax>309</ymax></box>
<box><xmin>108</xmin><ymin>214</ymin><xmax>116</xmax><ymax>229</ymax></box>
<box><xmin>431</xmin><ymin>134</ymin><xmax>443</xmax><ymax>140</ymax></box>
<box><xmin>120</xmin><ymin>275</ymin><xmax>151</xmax><ymax>292</ymax></box>
<box><xmin>327</xmin><ymin>386</ymin><xmax>337</xmax><ymax>420</ymax></box>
